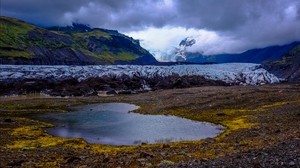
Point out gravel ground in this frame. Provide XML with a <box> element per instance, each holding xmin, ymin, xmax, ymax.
<box><xmin>0</xmin><ymin>83</ymin><xmax>299</xmax><ymax>167</ymax></box>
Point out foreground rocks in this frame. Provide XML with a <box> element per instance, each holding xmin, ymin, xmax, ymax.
<box><xmin>0</xmin><ymin>84</ymin><xmax>299</xmax><ymax>167</ymax></box>
<box><xmin>176</xmin><ymin>139</ymin><xmax>300</xmax><ymax>167</ymax></box>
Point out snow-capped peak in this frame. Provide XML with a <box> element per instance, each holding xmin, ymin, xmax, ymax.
<box><xmin>175</xmin><ymin>37</ymin><xmax>197</xmax><ymax>61</ymax></box>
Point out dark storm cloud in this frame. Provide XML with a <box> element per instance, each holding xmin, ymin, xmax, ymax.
<box><xmin>1</xmin><ymin>0</ymin><xmax>174</xmax><ymax>29</ymax></box>
<box><xmin>1</xmin><ymin>0</ymin><xmax>300</xmax><ymax>58</ymax></box>
<box><xmin>1</xmin><ymin>0</ymin><xmax>88</xmax><ymax>26</ymax></box>
<box><xmin>2</xmin><ymin>0</ymin><xmax>300</xmax><ymax>32</ymax></box>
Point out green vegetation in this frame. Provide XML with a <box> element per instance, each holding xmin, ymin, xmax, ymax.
<box><xmin>0</xmin><ymin>16</ymin><xmax>151</xmax><ymax>64</ymax></box>
<box><xmin>0</xmin><ymin>49</ymin><xmax>31</xmax><ymax>58</ymax></box>
<box><xmin>115</xmin><ymin>52</ymin><xmax>138</xmax><ymax>61</ymax></box>
<box><xmin>72</xmin><ymin>30</ymin><xmax>112</xmax><ymax>39</ymax></box>
<box><xmin>0</xmin><ymin>16</ymin><xmax>35</xmax><ymax>58</ymax></box>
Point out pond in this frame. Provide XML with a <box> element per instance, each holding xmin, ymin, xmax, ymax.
<box><xmin>35</xmin><ymin>103</ymin><xmax>223</xmax><ymax>145</ymax></box>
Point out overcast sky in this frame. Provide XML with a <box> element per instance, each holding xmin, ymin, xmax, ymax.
<box><xmin>2</xmin><ymin>0</ymin><xmax>300</xmax><ymax>61</ymax></box>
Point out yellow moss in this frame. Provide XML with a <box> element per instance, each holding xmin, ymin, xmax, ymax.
<box><xmin>7</xmin><ymin>136</ymin><xmax>67</xmax><ymax>149</ymax></box>
<box><xmin>91</xmin><ymin>144</ymin><xmax>136</xmax><ymax>154</ymax></box>
<box><xmin>63</xmin><ymin>139</ymin><xmax>88</xmax><ymax>149</ymax></box>
<box><xmin>222</xmin><ymin>117</ymin><xmax>255</xmax><ymax>131</ymax></box>
<box><xmin>35</xmin><ymin>161</ymin><xmax>59</xmax><ymax>167</ymax></box>
<box><xmin>261</xmin><ymin>102</ymin><xmax>289</xmax><ymax>109</ymax></box>
<box><xmin>11</xmin><ymin>126</ymin><xmax>44</xmax><ymax>137</ymax></box>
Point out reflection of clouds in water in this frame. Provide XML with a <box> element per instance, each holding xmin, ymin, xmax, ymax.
<box><xmin>42</xmin><ymin>103</ymin><xmax>224</xmax><ymax>145</ymax></box>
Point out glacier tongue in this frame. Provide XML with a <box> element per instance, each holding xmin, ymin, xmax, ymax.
<box><xmin>0</xmin><ymin>63</ymin><xmax>280</xmax><ymax>85</ymax></box>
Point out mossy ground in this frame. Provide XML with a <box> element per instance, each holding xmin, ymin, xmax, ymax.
<box><xmin>0</xmin><ymin>83</ymin><xmax>300</xmax><ymax>167</ymax></box>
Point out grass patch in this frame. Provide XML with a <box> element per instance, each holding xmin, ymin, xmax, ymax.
<box><xmin>73</xmin><ymin>30</ymin><xmax>111</xmax><ymax>39</ymax></box>
<box><xmin>0</xmin><ymin>49</ymin><xmax>31</xmax><ymax>58</ymax></box>
<box><xmin>115</xmin><ymin>52</ymin><xmax>138</xmax><ymax>61</ymax></box>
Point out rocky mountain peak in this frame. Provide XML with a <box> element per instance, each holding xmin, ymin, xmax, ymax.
<box><xmin>175</xmin><ymin>37</ymin><xmax>196</xmax><ymax>61</ymax></box>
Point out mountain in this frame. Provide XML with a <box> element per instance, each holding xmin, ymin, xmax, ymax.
<box><xmin>174</xmin><ymin>37</ymin><xmax>300</xmax><ymax>64</ymax></box>
<box><xmin>263</xmin><ymin>45</ymin><xmax>300</xmax><ymax>82</ymax></box>
<box><xmin>0</xmin><ymin>16</ymin><xmax>157</xmax><ymax>65</ymax></box>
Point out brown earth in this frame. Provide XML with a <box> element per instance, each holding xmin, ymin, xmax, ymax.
<box><xmin>0</xmin><ymin>83</ymin><xmax>300</xmax><ymax>167</ymax></box>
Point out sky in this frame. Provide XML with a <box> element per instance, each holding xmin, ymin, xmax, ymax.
<box><xmin>1</xmin><ymin>0</ymin><xmax>300</xmax><ymax>61</ymax></box>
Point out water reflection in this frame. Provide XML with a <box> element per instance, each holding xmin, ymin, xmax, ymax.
<box><xmin>35</xmin><ymin>103</ymin><xmax>223</xmax><ymax>145</ymax></box>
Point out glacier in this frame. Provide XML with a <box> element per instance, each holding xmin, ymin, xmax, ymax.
<box><xmin>0</xmin><ymin>63</ymin><xmax>280</xmax><ymax>85</ymax></box>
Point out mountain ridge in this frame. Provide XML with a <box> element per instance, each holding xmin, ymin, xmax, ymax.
<box><xmin>174</xmin><ymin>37</ymin><xmax>300</xmax><ymax>64</ymax></box>
<box><xmin>263</xmin><ymin>45</ymin><xmax>300</xmax><ymax>81</ymax></box>
<box><xmin>0</xmin><ymin>16</ymin><xmax>157</xmax><ymax>65</ymax></box>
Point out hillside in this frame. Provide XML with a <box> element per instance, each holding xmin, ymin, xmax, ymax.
<box><xmin>0</xmin><ymin>16</ymin><xmax>157</xmax><ymax>65</ymax></box>
<box><xmin>263</xmin><ymin>45</ymin><xmax>300</xmax><ymax>81</ymax></box>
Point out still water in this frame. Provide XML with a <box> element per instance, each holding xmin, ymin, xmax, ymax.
<box><xmin>35</xmin><ymin>103</ymin><xmax>223</xmax><ymax>145</ymax></box>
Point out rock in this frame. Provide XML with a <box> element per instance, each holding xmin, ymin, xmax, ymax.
<box><xmin>216</xmin><ymin>112</ymin><xmax>226</xmax><ymax>116</ymax></box>
<box><xmin>158</xmin><ymin>160</ymin><xmax>175</xmax><ymax>167</ymax></box>
<box><xmin>7</xmin><ymin>160</ymin><xmax>25</xmax><ymax>167</ymax></box>
<box><xmin>140</xmin><ymin>152</ymin><xmax>154</xmax><ymax>159</ymax></box>
<box><xmin>117</xmin><ymin>90</ymin><xmax>133</xmax><ymax>94</ymax></box>
<box><xmin>235</xmin><ymin>154</ymin><xmax>242</xmax><ymax>159</ymax></box>
<box><xmin>137</xmin><ymin>158</ymin><xmax>146</xmax><ymax>163</ymax></box>
<box><xmin>4</xmin><ymin>118</ymin><xmax>12</xmax><ymax>122</ymax></box>
<box><xmin>102</xmin><ymin>153</ymin><xmax>110</xmax><ymax>163</ymax></box>
<box><xmin>289</xmin><ymin>161</ymin><xmax>295</xmax><ymax>166</ymax></box>
<box><xmin>65</xmin><ymin>156</ymin><xmax>81</xmax><ymax>163</ymax></box>
<box><xmin>21</xmin><ymin>147</ymin><xmax>30</xmax><ymax>151</ymax></box>
<box><xmin>162</xmin><ymin>144</ymin><xmax>170</xmax><ymax>148</ymax></box>
<box><xmin>106</xmin><ymin>90</ymin><xmax>117</xmax><ymax>95</ymax></box>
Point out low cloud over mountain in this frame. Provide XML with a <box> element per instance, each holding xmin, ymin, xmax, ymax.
<box><xmin>2</xmin><ymin>0</ymin><xmax>300</xmax><ymax>61</ymax></box>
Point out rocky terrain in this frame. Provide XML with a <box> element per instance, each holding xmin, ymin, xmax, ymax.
<box><xmin>0</xmin><ymin>83</ymin><xmax>299</xmax><ymax>167</ymax></box>
<box><xmin>0</xmin><ymin>63</ymin><xmax>280</xmax><ymax>96</ymax></box>
<box><xmin>0</xmin><ymin>16</ymin><xmax>157</xmax><ymax>65</ymax></box>
<box><xmin>263</xmin><ymin>45</ymin><xmax>300</xmax><ymax>82</ymax></box>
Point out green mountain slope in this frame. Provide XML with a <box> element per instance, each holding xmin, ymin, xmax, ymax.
<box><xmin>0</xmin><ymin>16</ymin><xmax>157</xmax><ymax>65</ymax></box>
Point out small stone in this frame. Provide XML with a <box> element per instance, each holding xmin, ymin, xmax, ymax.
<box><xmin>216</xmin><ymin>112</ymin><xmax>226</xmax><ymax>116</ymax></box>
<box><xmin>7</xmin><ymin>160</ymin><xmax>25</xmax><ymax>167</ymax></box>
<box><xmin>4</xmin><ymin>118</ymin><xmax>12</xmax><ymax>123</ymax></box>
<box><xmin>145</xmin><ymin>162</ymin><xmax>153</xmax><ymax>167</ymax></box>
<box><xmin>289</xmin><ymin>161</ymin><xmax>295</xmax><ymax>166</ymax></box>
<box><xmin>160</xmin><ymin>152</ymin><xmax>166</xmax><ymax>156</ymax></box>
<box><xmin>106</xmin><ymin>90</ymin><xmax>117</xmax><ymax>95</ymax></box>
<box><xmin>21</xmin><ymin>147</ymin><xmax>30</xmax><ymax>151</ymax></box>
<box><xmin>140</xmin><ymin>152</ymin><xmax>154</xmax><ymax>158</ymax></box>
<box><xmin>137</xmin><ymin>158</ymin><xmax>146</xmax><ymax>163</ymax></box>
<box><xmin>79</xmin><ymin>165</ymin><xmax>88</xmax><ymax>168</ymax></box>
<box><xmin>275</xmin><ymin>129</ymin><xmax>281</xmax><ymax>133</ymax></box>
<box><xmin>102</xmin><ymin>153</ymin><xmax>110</xmax><ymax>163</ymax></box>
<box><xmin>66</xmin><ymin>156</ymin><xmax>81</xmax><ymax>163</ymax></box>
<box><xmin>162</xmin><ymin>144</ymin><xmax>170</xmax><ymax>148</ymax></box>
<box><xmin>158</xmin><ymin>160</ymin><xmax>175</xmax><ymax>167</ymax></box>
